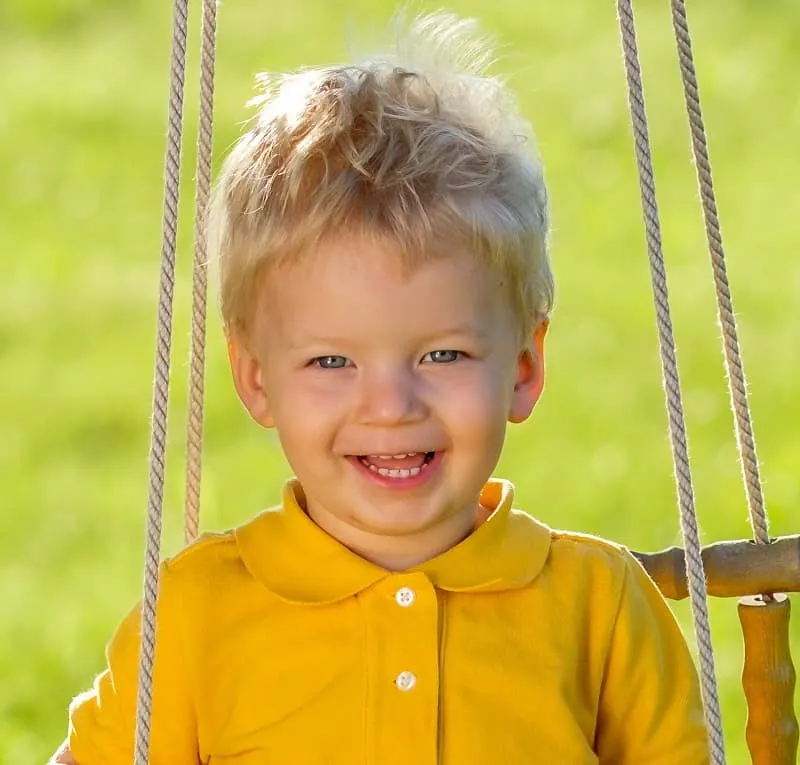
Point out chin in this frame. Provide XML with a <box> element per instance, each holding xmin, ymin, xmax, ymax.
<box><xmin>356</xmin><ymin>506</ymin><xmax>444</xmax><ymax>536</ymax></box>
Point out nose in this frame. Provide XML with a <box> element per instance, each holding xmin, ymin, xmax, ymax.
<box><xmin>356</xmin><ymin>367</ymin><xmax>427</xmax><ymax>426</ymax></box>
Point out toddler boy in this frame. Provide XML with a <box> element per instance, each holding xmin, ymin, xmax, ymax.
<box><xmin>55</xmin><ymin>12</ymin><xmax>709</xmax><ymax>764</ymax></box>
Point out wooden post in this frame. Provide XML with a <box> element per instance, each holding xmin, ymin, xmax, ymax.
<box><xmin>738</xmin><ymin>594</ymin><xmax>799</xmax><ymax>765</ymax></box>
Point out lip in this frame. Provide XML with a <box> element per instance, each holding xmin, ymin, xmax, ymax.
<box><xmin>346</xmin><ymin>451</ymin><xmax>444</xmax><ymax>491</ymax></box>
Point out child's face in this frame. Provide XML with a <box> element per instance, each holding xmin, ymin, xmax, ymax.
<box><xmin>229</xmin><ymin>233</ymin><xmax>546</xmax><ymax>567</ymax></box>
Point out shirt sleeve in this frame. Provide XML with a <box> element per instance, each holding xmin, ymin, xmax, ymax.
<box><xmin>68</xmin><ymin>563</ymin><xmax>200</xmax><ymax>765</ymax></box>
<box><xmin>595</xmin><ymin>550</ymin><xmax>711</xmax><ymax>764</ymax></box>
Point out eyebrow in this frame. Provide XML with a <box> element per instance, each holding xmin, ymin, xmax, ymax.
<box><xmin>286</xmin><ymin>336</ymin><xmax>353</xmax><ymax>350</ymax></box>
<box><xmin>421</xmin><ymin>324</ymin><xmax>489</xmax><ymax>343</ymax></box>
<box><xmin>287</xmin><ymin>325</ymin><xmax>488</xmax><ymax>350</ymax></box>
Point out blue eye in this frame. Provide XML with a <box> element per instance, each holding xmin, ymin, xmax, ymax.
<box><xmin>425</xmin><ymin>350</ymin><xmax>461</xmax><ymax>364</ymax></box>
<box><xmin>313</xmin><ymin>355</ymin><xmax>349</xmax><ymax>369</ymax></box>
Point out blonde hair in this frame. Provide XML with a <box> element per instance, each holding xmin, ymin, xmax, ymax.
<box><xmin>211</xmin><ymin>12</ymin><xmax>553</xmax><ymax>342</ymax></box>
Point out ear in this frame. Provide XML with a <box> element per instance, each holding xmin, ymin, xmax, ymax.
<box><xmin>508</xmin><ymin>320</ymin><xmax>548</xmax><ymax>424</ymax></box>
<box><xmin>227</xmin><ymin>332</ymin><xmax>275</xmax><ymax>429</ymax></box>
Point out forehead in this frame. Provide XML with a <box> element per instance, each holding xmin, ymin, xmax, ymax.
<box><xmin>257</xmin><ymin>234</ymin><xmax>514</xmax><ymax>342</ymax></box>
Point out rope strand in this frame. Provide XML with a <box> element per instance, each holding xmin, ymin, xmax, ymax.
<box><xmin>133</xmin><ymin>0</ymin><xmax>190</xmax><ymax>761</ymax></box>
<box><xmin>184</xmin><ymin>0</ymin><xmax>218</xmax><ymax>545</ymax></box>
<box><xmin>669</xmin><ymin>0</ymin><xmax>770</xmax><ymax>549</ymax></box>
<box><xmin>615</xmin><ymin>1</ymin><xmax>725</xmax><ymax>761</ymax></box>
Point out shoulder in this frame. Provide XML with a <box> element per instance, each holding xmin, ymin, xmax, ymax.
<box><xmin>166</xmin><ymin>528</ymin><xmax>243</xmax><ymax>575</ymax></box>
<box><xmin>525</xmin><ymin>525</ymin><xmax>666</xmax><ymax>627</ymax></box>
<box><xmin>140</xmin><ymin>517</ymin><xmax>283</xmax><ymax>659</ymax></box>
<box><xmin>548</xmin><ymin>528</ymin><xmax>629</xmax><ymax>563</ymax></box>
<box><xmin>542</xmin><ymin>528</ymin><xmax>684</xmax><ymax>655</ymax></box>
<box><xmin>542</xmin><ymin>527</ymin><xmax>633</xmax><ymax>596</ymax></box>
<box><xmin>157</xmin><ymin>517</ymin><xmax>272</xmax><ymax>607</ymax></box>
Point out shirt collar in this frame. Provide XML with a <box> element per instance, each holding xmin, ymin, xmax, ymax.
<box><xmin>236</xmin><ymin>478</ymin><xmax>552</xmax><ymax>605</ymax></box>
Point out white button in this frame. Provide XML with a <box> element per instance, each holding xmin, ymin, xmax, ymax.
<box><xmin>395</xmin><ymin>587</ymin><xmax>416</xmax><ymax>607</ymax></box>
<box><xmin>395</xmin><ymin>671</ymin><xmax>417</xmax><ymax>691</ymax></box>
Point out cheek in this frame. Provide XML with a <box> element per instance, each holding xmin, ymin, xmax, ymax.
<box><xmin>432</xmin><ymin>365</ymin><xmax>510</xmax><ymax>434</ymax></box>
<box><xmin>271</xmin><ymin>396</ymin><xmax>342</xmax><ymax>480</ymax></box>
<box><xmin>268</xmin><ymin>374</ymin><xmax>349</xmax><ymax>443</ymax></box>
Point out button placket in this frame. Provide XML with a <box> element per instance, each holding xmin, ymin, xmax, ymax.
<box><xmin>363</xmin><ymin>573</ymin><xmax>440</xmax><ymax>763</ymax></box>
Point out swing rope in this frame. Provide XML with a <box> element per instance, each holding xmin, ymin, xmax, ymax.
<box><xmin>669</xmin><ymin>0</ymin><xmax>770</xmax><ymax>550</ymax></box>
<box><xmin>615</xmin><ymin>1</ymin><xmax>725</xmax><ymax>762</ymax></box>
<box><xmin>133</xmin><ymin>0</ymin><xmax>217</xmax><ymax>761</ymax></box>
<box><xmin>184</xmin><ymin>0</ymin><xmax>218</xmax><ymax>546</ymax></box>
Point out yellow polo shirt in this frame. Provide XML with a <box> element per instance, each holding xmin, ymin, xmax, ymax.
<box><xmin>68</xmin><ymin>478</ymin><xmax>709</xmax><ymax>764</ymax></box>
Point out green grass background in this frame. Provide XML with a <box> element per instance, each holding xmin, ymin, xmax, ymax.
<box><xmin>1</xmin><ymin>0</ymin><xmax>798</xmax><ymax>762</ymax></box>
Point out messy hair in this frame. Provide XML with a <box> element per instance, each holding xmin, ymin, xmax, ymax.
<box><xmin>211</xmin><ymin>11</ymin><xmax>553</xmax><ymax>342</ymax></box>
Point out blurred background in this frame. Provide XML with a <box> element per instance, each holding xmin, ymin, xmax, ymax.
<box><xmin>1</xmin><ymin>0</ymin><xmax>798</xmax><ymax>761</ymax></box>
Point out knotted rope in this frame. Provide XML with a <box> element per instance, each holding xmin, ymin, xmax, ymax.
<box><xmin>615</xmin><ymin>1</ymin><xmax>725</xmax><ymax>762</ymax></box>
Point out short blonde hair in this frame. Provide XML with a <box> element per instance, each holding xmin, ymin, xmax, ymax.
<box><xmin>211</xmin><ymin>12</ymin><xmax>553</xmax><ymax>342</ymax></box>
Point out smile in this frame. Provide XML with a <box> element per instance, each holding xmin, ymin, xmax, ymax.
<box><xmin>357</xmin><ymin>451</ymin><xmax>436</xmax><ymax>478</ymax></box>
<box><xmin>347</xmin><ymin>451</ymin><xmax>442</xmax><ymax>489</ymax></box>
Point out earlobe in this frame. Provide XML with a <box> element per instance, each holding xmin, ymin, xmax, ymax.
<box><xmin>227</xmin><ymin>334</ymin><xmax>274</xmax><ymax>429</ymax></box>
<box><xmin>508</xmin><ymin>320</ymin><xmax>548</xmax><ymax>424</ymax></box>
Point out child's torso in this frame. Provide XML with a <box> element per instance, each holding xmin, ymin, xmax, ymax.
<box><xmin>190</xmin><ymin>570</ymin><xmax>602</xmax><ymax>765</ymax></box>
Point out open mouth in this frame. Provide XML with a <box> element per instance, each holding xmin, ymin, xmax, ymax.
<box><xmin>355</xmin><ymin>451</ymin><xmax>437</xmax><ymax>479</ymax></box>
